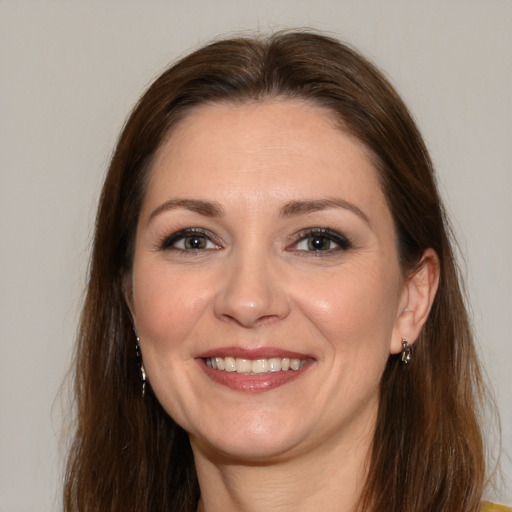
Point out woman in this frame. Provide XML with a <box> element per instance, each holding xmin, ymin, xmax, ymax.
<box><xmin>64</xmin><ymin>31</ymin><xmax>508</xmax><ymax>512</ymax></box>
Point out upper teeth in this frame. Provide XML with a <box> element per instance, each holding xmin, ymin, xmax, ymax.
<box><xmin>205</xmin><ymin>357</ymin><xmax>305</xmax><ymax>373</ymax></box>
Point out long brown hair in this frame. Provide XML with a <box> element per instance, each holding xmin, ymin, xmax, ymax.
<box><xmin>64</xmin><ymin>31</ymin><xmax>486</xmax><ymax>511</ymax></box>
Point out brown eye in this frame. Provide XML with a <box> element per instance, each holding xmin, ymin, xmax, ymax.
<box><xmin>160</xmin><ymin>229</ymin><xmax>220</xmax><ymax>251</ymax></box>
<box><xmin>183</xmin><ymin>235</ymin><xmax>208</xmax><ymax>249</ymax></box>
<box><xmin>292</xmin><ymin>228</ymin><xmax>351</xmax><ymax>253</ymax></box>
<box><xmin>307</xmin><ymin>236</ymin><xmax>333</xmax><ymax>251</ymax></box>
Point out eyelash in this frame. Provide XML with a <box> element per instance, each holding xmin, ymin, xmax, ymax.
<box><xmin>289</xmin><ymin>228</ymin><xmax>352</xmax><ymax>254</ymax></box>
<box><xmin>158</xmin><ymin>227</ymin><xmax>352</xmax><ymax>255</ymax></box>
<box><xmin>158</xmin><ymin>228</ymin><xmax>221</xmax><ymax>252</ymax></box>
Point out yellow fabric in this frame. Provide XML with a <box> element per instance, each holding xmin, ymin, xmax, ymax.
<box><xmin>481</xmin><ymin>502</ymin><xmax>512</xmax><ymax>512</ymax></box>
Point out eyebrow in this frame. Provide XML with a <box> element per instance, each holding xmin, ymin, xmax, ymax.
<box><xmin>280</xmin><ymin>198</ymin><xmax>369</xmax><ymax>223</ymax></box>
<box><xmin>147</xmin><ymin>197</ymin><xmax>369</xmax><ymax>225</ymax></box>
<box><xmin>148</xmin><ymin>199</ymin><xmax>224</xmax><ymax>224</ymax></box>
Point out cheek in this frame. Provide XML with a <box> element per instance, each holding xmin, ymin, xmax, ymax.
<box><xmin>131</xmin><ymin>259</ymin><xmax>212</xmax><ymax>348</ymax></box>
<box><xmin>292</xmin><ymin>261</ymin><xmax>401</xmax><ymax>351</ymax></box>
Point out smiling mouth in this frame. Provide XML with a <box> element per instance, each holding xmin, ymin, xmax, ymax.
<box><xmin>204</xmin><ymin>356</ymin><xmax>306</xmax><ymax>374</ymax></box>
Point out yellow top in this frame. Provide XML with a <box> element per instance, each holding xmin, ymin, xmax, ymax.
<box><xmin>481</xmin><ymin>502</ymin><xmax>512</xmax><ymax>512</ymax></box>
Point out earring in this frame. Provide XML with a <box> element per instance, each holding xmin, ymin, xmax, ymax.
<box><xmin>134</xmin><ymin>335</ymin><xmax>146</xmax><ymax>397</ymax></box>
<box><xmin>401</xmin><ymin>339</ymin><xmax>412</xmax><ymax>365</ymax></box>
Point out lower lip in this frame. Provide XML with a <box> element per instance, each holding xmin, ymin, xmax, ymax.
<box><xmin>198</xmin><ymin>359</ymin><xmax>313</xmax><ymax>393</ymax></box>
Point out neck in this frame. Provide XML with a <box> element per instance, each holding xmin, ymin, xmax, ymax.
<box><xmin>192</xmin><ymin>428</ymin><xmax>372</xmax><ymax>512</ymax></box>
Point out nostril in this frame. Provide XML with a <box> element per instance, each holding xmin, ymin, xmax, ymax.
<box><xmin>219</xmin><ymin>311</ymin><xmax>281</xmax><ymax>328</ymax></box>
<box><xmin>213</xmin><ymin>259</ymin><xmax>291</xmax><ymax>326</ymax></box>
<box><xmin>216</xmin><ymin>297</ymin><xmax>290</xmax><ymax>328</ymax></box>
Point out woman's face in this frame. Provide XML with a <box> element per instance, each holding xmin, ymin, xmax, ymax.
<box><xmin>129</xmin><ymin>99</ymin><xmax>408</xmax><ymax>462</ymax></box>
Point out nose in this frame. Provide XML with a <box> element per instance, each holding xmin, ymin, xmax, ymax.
<box><xmin>214</xmin><ymin>250</ymin><xmax>291</xmax><ymax>328</ymax></box>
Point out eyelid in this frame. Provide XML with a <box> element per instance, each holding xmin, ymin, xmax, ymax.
<box><xmin>158</xmin><ymin>228</ymin><xmax>222</xmax><ymax>251</ymax></box>
<box><xmin>287</xmin><ymin>227</ymin><xmax>352</xmax><ymax>252</ymax></box>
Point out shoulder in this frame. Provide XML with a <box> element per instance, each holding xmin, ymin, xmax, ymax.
<box><xmin>481</xmin><ymin>502</ymin><xmax>512</xmax><ymax>512</ymax></box>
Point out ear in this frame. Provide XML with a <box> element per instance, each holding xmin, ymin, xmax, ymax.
<box><xmin>390</xmin><ymin>248</ymin><xmax>440</xmax><ymax>354</ymax></box>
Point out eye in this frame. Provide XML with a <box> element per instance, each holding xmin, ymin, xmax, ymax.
<box><xmin>159</xmin><ymin>228</ymin><xmax>220</xmax><ymax>252</ymax></box>
<box><xmin>290</xmin><ymin>228</ymin><xmax>351</xmax><ymax>253</ymax></box>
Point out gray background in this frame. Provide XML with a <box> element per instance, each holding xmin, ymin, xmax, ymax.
<box><xmin>1</xmin><ymin>1</ymin><xmax>510</xmax><ymax>510</ymax></box>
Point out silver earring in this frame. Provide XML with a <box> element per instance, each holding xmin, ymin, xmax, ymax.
<box><xmin>134</xmin><ymin>335</ymin><xmax>146</xmax><ymax>397</ymax></box>
<box><xmin>401</xmin><ymin>339</ymin><xmax>412</xmax><ymax>365</ymax></box>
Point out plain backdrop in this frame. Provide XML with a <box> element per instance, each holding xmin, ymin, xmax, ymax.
<box><xmin>1</xmin><ymin>1</ymin><xmax>510</xmax><ymax>510</ymax></box>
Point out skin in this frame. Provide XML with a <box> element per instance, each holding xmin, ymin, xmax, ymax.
<box><xmin>128</xmin><ymin>99</ymin><xmax>439</xmax><ymax>512</ymax></box>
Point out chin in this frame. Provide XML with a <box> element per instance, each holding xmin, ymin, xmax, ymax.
<box><xmin>188</xmin><ymin>414</ymin><xmax>306</xmax><ymax>463</ymax></box>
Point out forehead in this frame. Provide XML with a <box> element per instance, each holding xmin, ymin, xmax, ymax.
<box><xmin>146</xmin><ymin>99</ymin><xmax>384</xmax><ymax>204</ymax></box>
